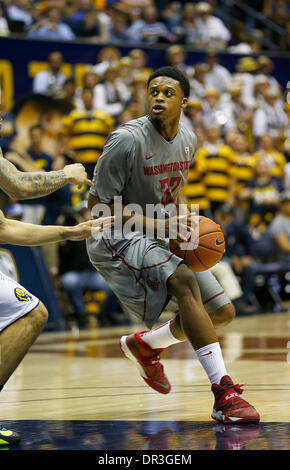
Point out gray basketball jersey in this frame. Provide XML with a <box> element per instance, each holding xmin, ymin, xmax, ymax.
<box><xmin>86</xmin><ymin>116</ymin><xmax>229</xmax><ymax>326</ymax></box>
<box><xmin>90</xmin><ymin>115</ymin><xmax>197</xmax><ymax>211</ymax></box>
<box><xmin>88</xmin><ymin>115</ymin><xmax>197</xmax><ymax>263</ymax></box>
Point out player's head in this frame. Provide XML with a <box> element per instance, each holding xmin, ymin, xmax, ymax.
<box><xmin>147</xmin><ymin>66</ymin><xmax>190</xmax><ymax>98</ymax></box>
<box><xmin>147</xmin><ymin>66</ymin><xmax>190</xmax><ymax>122</ymax></box>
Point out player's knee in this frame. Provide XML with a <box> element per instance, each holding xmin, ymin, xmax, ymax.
<box><xmin>29</xmin><ymin>301</ymin><xmax>48</xmax><ymax>331</ymax></box>
<box><xmin>226</xmin><ymin>302</ymin><xmax>236</xmax><ymax>323</ymax></box>
<box><xmin>219</xmin><ymin>303</ymin><xmax>236</xmax><ymax>325</ymax></box>
<box><xmin>168</xmin><ymin>263</ymin><xmax>196</xmax><ymax>298</ymax></box>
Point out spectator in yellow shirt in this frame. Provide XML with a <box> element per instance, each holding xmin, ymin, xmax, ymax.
<box><xmin>182</xmin><ymin>151</ymin><xmax>210</xmax><ymax>216</ymax></box>
<box><xmin>228</xmin><ymin>133</ymin><xmax>257</xmax><ymax>211</ymax></box>
<box><xmin>194</xmin><ymin>126</ymin><xmax>236</xmax><ymax>213</ymax></box>
<box><xmin>60</xmin><ymin>87</ymin><xmax>114</xmax><ymax>180</ymax></box>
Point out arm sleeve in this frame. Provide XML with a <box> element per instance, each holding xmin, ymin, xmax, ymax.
<box><xmin>89</xmin><ymin>129</ymin><xmax>135</xmax><ymax>203</ymax></box>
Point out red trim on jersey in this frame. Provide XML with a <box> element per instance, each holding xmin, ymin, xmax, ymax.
<box><xmin>203</xmin><ymin>290</ymin><xmax>225</xmax><ymax>305</ymax></box>
<box><xmin>142</xmin><ymin>252</ymin><xmax>176</xmax><ymax>270</ymax></box>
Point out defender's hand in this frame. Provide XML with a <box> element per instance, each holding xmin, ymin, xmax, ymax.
<box><xmin>63</xmin><ymin>163</ymin><xmax>93</xmax><ymax>187</ymax></box>
<box><xmin>164</xmin><ymin>214</ymin><xmax>197</xmax><ymax>248</ymax></box>
<box><xmin>67</xmin><ymin>216</ymin><xmax>115</xmax><ymax>241</ymax></box>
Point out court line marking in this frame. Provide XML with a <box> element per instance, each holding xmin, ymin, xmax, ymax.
<box><xmin>2</xmin><ymin>384</ymin><xmax>290</xmax><ymax>392</ymax></box>
<box><xmin>1</xmin><ymin>388</ymin><xmax>290</xmax><ymax>404</ymax></box>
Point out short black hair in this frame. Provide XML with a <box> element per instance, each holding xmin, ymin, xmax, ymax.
<box><xmin>147</xmin><ymin>66</ymin><xmax>190</xmax><ymax>98</ymax></box>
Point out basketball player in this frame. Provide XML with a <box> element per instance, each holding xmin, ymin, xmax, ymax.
<box><xmin>87</xmin><ymin>67</ymin><xmax>260</xmax><ymax>424</ymax></box>
<box><xmin>0</xmin><ymin>110</ymin><xmax>114</xmax><ymax>445</ymax></box>
<box><xmin>0</xmin><ymin>210</ymin><xmax>113</xmax><ymax>445</ymax></box>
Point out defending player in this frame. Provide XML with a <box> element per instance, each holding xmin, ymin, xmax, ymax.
<box><xmin>0</xmin><ymin>110</ymin><xmax>114</xmax><ymax>445</ymax></box>
<box><xmin>0</xmin><ymin>209</ymin><xmax>113</xmax><ymax>445</ymax></box>
<box><xmin>87</xmin><ymin>67</ymin><xmax>259</xmax><ymax>424</ymax></box>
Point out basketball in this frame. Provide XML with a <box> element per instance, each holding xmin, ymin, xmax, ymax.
<box><xmin>169</xmin><ymin>215</ymin><xmax>225</xmax><ymax>272</ymax></box>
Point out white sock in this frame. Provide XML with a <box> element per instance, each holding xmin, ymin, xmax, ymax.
<box><xmin>141</xmin><ymin>321</ymin><xmax>183</xmax><ymax>349</ymax></box>
<box><xmin>196</xmin><ymin>342</ymin><xmax>228</xmax><ymax>385</ymax></box>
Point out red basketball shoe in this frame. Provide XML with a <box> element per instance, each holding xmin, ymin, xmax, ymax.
<box><xmin>120</xmin><ymin>332</ymin><xmax>171</xmax><ymax>394</ymax></box>
<box><xmin>211</xmin><ymin>375</ymin><xmax>260</xmax><ymax>424</ymax></box>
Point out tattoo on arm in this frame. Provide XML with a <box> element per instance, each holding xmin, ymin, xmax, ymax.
<box><xmin>18</xmin><ymin>170</ymin><xmax>67</xmax><ymax>198</ymax></box>
<box><xmin>0</xmin><ymin>159</ymin><xmax>67</xmax><ymax>199</ymax></box>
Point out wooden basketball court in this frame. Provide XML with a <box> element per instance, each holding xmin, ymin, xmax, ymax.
<box><xmin>1</xmin><ymin>311</ymin><xmax>289</xmax><ymax>450</ymax></box>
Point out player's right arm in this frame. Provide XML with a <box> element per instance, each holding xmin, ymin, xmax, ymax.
<box><xmin>0</xmin><ymin>148</ymin><xmax>92</xmax><ymax>199</ymax></box>
<box><xmin>0</xmin><ymin>209</ymin><xmax>114</xmax><ymax>245</ymax></box>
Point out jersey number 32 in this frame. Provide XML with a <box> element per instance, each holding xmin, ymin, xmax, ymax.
<box><xmin>160</xmin><ymin>176</ymin><xmax>182</xmax><ymax>205</ymax></box>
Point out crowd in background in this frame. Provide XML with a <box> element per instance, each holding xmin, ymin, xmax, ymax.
<box><xmin>0</xmin><ymin>0</ymin><xmax>290</xmax><ymax>51</ymax></box>
<box><xmin>0</xmin><ymin>3</ymin><xmax>290</xmax><ymax>328</ymax></box>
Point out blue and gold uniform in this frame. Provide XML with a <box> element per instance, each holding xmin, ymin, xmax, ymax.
<box><xmin>27</xmin><ymin>148</ymin><xmax>53</xmax><ymax>171</ymax></box>
<box><xmin>245</xmin><ymin>177</ymin><xmax>284</xmax><ymax>232</ymax></box>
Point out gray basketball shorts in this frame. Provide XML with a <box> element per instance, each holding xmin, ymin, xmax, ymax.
<box><xmin>87</xmin><ymin>235</ymin><xmax>230</xmax><ymax>330</ymax></box>
<box><xmin>0</xmin><ymin>270</ymin><xmax>40</xmax><ymax>333</ymax></box>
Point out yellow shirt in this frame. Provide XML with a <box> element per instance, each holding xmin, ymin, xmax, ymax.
<box><xmin>230</xmin><ymin>153</ymin><xmax>256</xmax><ymax>194</ymax></box>
<box><xmin>196</xmin><ymin>144</ymin><xmax>236</xmax><ymax>203</ymax></box>
<box><xmin>182</xmin><ymin>154</ymin><xmax>210</xmax><ymax>211</ymax></box>
<box><xmin>62</xmin><ymin>109</ymin><xmax>114</xmax><ymax>163</ymax></box>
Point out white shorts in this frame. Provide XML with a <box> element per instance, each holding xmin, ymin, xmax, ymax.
<box><xmin>0</xmin><ymin>270</ymin><xmax>40</xmax><ymax>333</ymax></box>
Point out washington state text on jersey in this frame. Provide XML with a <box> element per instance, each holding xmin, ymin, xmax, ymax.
<box><xmin>144</xmin><ymin>160</ymin><xmax>191</xmax><ymax>176</ymax></box>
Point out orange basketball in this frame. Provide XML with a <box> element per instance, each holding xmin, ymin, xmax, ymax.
<box><xmin>169</xmin><ymin>215</ymin><xmax>225</xmax><ymax>272</ymax></box>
